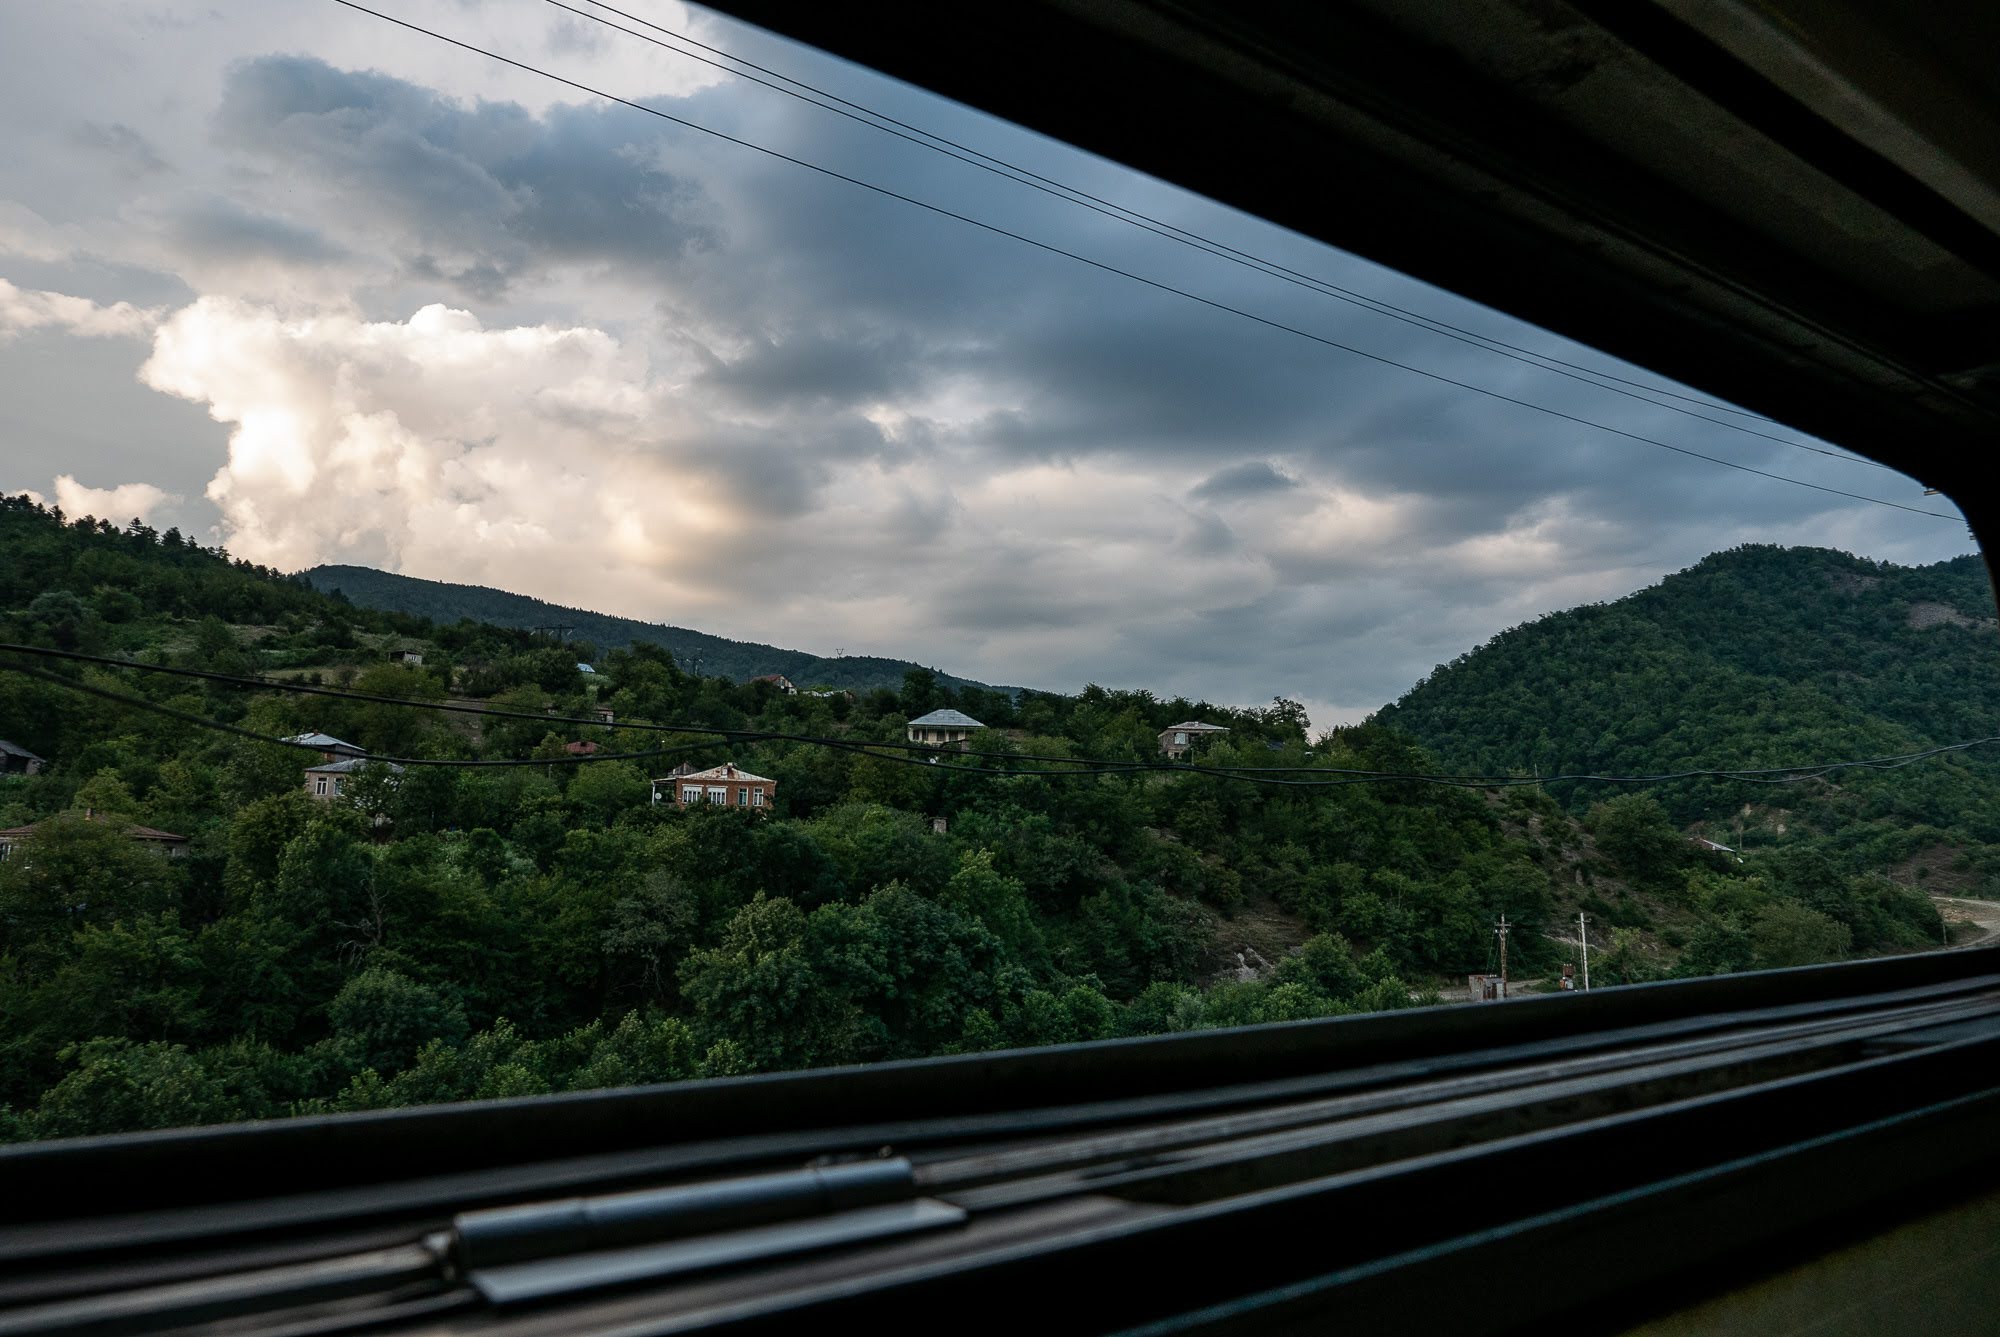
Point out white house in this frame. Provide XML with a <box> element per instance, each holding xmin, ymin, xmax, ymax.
<box><xmin>907</xmin><ymin>709</ymin><xmax>986</xmax><ymax>748</ymax></box>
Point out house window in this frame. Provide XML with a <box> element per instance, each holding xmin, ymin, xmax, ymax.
<box><xmin>682</xmin><ymin>785</ymin><xmax>700</xmax><ymax>804</ymax></box>
<box><xmin>1175</xmin><ymin>732</ymin><xmax>1188</xmax><ymax>746</ymax></box>
<box><xmin>707</xmin><ymin>787</ymin><xmax>726</xmax><ymax>804</ymax></box>
<box><xmin>737</xmin><ymin>787</ymin><xmax>749</xmax><ymax>806</ymax></box>
<box><xmin>314</xmin><ymin>777</ymin><xmax>328</xmax><ymax>795</ymax></box>
<box><xmin>752</xmin><ymin>789</ymin><xmax>764</xmax><ymax>807</ymax></box>
<box><xmin>333</xmin><ymin>777</ymin><xmax>346</xmax><ymax>794</ymax></box>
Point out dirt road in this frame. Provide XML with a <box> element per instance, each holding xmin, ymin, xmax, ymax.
<box><xmin>1932</xmin><ymin>895</ymin><xmax>2000</xmax><ymax>948</ymax></box>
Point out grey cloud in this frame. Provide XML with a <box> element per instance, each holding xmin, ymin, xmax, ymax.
<box><xmin>1179</xmin><ymin>510</ymin><xmax>1240</xmax><ymax>557</ymax></box>
<box><xmin>700</xmin><ymin>326</ymin><xmax>924</xmax><ymax>410</ymax></box>
<box><xmin>74</xmin><ymin>122</ymin><xmax>167</xmax><ymax>174</ymax></box>
<box><xmin>211</xmin><ymin>55</ymin><xmax>715</xmax><ymax>293</ymax></box>
<box><xmin>545</xmin><ymin>14</ymin><xmax>610</xmax><ymax>58</ymax></box>
<box><xmin>403</xmin><ymin>253</ymin><xmax>511</xmax><ymax>302</ymax></box>
<box><xmin>1191</xmin><ymin>460</ymin><xmax>1298</xmax><ymax>501</ymax></box>
<box><xmin>165</xmin><ymin>199</ymin><xmax>348</xmax><ymax>266</ymax></box>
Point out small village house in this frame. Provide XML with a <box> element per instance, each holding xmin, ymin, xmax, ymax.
<box><xmin>656</xmin><ymin>762</ymin><xmax>776</xmax><ymax>812</ymax></box>
<box><xmin>389</xmin><ymin>648</ymin><xmax>424</xmax><ymax>666</ymax></box>
<box><xmin>1159</xmin><ymin>720</ymin><xmax>1230</xmax><ymax>759</ymax></box>
<box><xmin>751</xmin><ymin>674</ymin><xmax>798</xmax><ymax>695</ymax></box>
<box><xmin>907</xmin><ymin>709</ymin><xmax>986</xmax><ymax>749</ymax></box>
<box><xmin>0</xmin><ymin>738</ymin><xmax>45</xmax><ymax>776</ymax></box>
<box><xmin>288</xmin><ymin>734</ymin><xmax>401</xmax><ymax>801</ymax></box>
<box><xmin>304</xmin><ymin>756</ymin><xmax>404</xmax><ymax>801</ymax></box>
<box><xmin>563</xmin><ymin>740</ymin><xmax>601</xmax><ymax>757</ymax></box>
<box><xmin>0</xmin><ymin>809</ymin><xmax>188</xmax><ymax>860</ymax></box>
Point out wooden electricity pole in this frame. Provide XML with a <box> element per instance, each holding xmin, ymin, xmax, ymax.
<box><xmin>1494</xmin><ymin>915</ymin><xmax>1511</xmax><ymax>997</ymax></box>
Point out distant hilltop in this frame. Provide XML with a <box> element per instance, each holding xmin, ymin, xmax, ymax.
<box><xmin>299</xmin><ymin>564</ymin><xmax>1013</xmax><ymax>696</ymax></box>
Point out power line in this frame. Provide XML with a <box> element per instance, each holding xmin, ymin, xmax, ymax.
<box><xmin>326</xmin><ymin>0</ymin><xmax>1956</xmax><ymax>522</ymax></box>
<box><xmin>558</xmin><ymin>0</ymin><xmax>1903</xmax><ymax>479</ymax></box>
<box><xmin>6</xmin><ymin>642</ymin><xmax>1996</xmax><ymax>791</ymax></box>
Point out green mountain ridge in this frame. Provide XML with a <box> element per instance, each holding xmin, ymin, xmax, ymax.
<box><xmin>1379</xmin><ymin>543</ymin><xmax>2000</xmax><ymax>862</ymax></box>
<box><xmin>300</xmin><ymin>563</ymin><xmax>1014</xmax><ymax>697</ymax></box>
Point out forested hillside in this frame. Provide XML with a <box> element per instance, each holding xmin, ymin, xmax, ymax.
<box><xmin>0</xmin><ymin>504</ymin><xmax>1952</xmax><ymax>1142</ymax></box>
<box><xmin>302</xmin><ymin>564</ymin><xmax>1005</xmax><ymax>695</ymax></box>
<box><xmin>1380</xmin><ymin>544</ymin><xmax>2000</xmax><ymax>886</ymax></box>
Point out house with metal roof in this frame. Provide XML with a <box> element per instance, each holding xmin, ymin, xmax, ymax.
<box><xmin>1159</xmin><ymin>720</ymin><xmax>1230</xmax><ymax>759</ymax></box>
<box><xmin>0</xmin><ymin>738</ymin><xmax>45</xmax><ymax>776</ymax></box>
<box><xmin>906</xmin><ymin>709</ymin><xmax>986</xmax><ymax>748</ymax></box>
<box><xmin>303</xmin><ymin>756</ymin><xmax>404</xmax><ymax>802</ymax></box>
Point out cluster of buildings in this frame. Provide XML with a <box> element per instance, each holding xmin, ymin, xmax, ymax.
<box><xmin>902</xmin><ymin>710</ymin><xmax>1231</xmax><ymax>759</ymax></box>
<box><xmin>4</xmin><ymin>689</ymin><xmax>1237</xmax><ymax>851</ymax></box>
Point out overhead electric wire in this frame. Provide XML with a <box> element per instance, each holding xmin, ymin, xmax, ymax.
<box><xmin>554</xmin><ymin>0</ymin><xmax>1900</xmax><ymax>474</ymax></box>
<box><xmin>556</xmin><ymin>3</ymin><xmax>1813</xmax><ymax>435</ymax></box>
<box><xmin>326</xmin><ymin>0</ymin><xmax>1955</xmax><ymax>521</ymax></box>
<box><xmin>6</xmin><ymin>642</ymin><xmax>1996</xmax><ymax>792</ymax></box>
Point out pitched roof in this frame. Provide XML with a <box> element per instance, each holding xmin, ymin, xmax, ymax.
<box><xmin>1164</xmin><ymin>721</ymin><xmax>1231</xmax><ymax>733</ymax></box>
<box><xmin>908</xmin><ymin>709</ymin><xmax>986</xmax><ymax>729</ymax></box>
<box><xmin>673</xmin><ymin>762</ymin><xmax>775</xmax><ymax>784</ymax></box>
<box><xmin>0</xmin><ymin>813</ymin><xmax>185</xmax><ymax>843</ymax></box>
<box><xmin>284</xmin><ymin>732</ymin><xmax>366</xmax><ymax>754</ymax></box>
<box><xmin>304</xmin><ymin>757</ymin><xmax>404</xmax><ymax>775</ymax></box>
<box><xmin>562</xmin><ymin>740</ymin><xmax>601</xmax><ymax>756</ymax></box>
<box><xmin>0</xmin><ymin>738</ymin><xmax>44</xmax><ymax>761</ymax></box>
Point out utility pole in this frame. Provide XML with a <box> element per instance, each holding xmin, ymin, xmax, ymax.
<box><xmin>1579</xmin><ymin>912</ymin><xmax>1592</xmax><ymax>991</ymax></box>
<box><xmin>1494</xmin><ymin>915</ymin><xmax>1511</xmax><ymax>997</ymax></box>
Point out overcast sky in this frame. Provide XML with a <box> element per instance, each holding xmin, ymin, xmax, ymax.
<box><xmin>0</xmin><ymin>1</ymin><xmax>1974</xmax><ymax>724</ymax></box>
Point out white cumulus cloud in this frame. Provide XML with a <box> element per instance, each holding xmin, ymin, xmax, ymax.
<box><xmin>0</xmin><ymin>277</ymin><xmax>160</xmax><ymax>340</ymax></box>
<box><xmin>52</xmin><ymin>475</ymin><xmax>179</xmax><ymax>524</ymax></box>
<box><xmin>137</xmin><ymin>298</ymin><xmax>766</xmax><ymax>603</ymax></box>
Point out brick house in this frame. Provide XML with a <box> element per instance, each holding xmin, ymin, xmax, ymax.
<box><xmin>1159</xmin><ymin>720</ymin><xmax>1230</xmax><ymax>758</ymax></box>
<box><xmin>657</xmin><ymin>762</ymin><xmax>776</xmax><ymax>813</ymax></box>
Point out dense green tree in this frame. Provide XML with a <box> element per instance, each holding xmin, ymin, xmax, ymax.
<box><xmin>327</xmin><ymin>967</ymin><xmax>470</xmax><ymax>1074</ymax></box>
